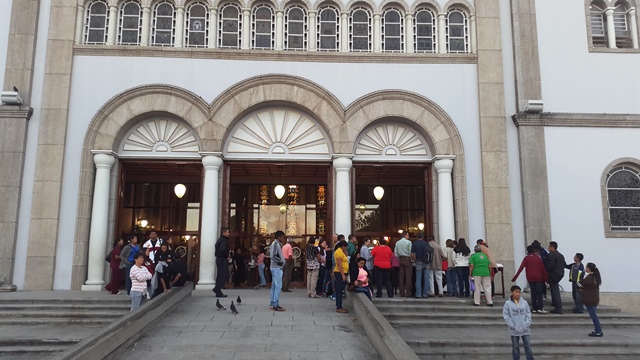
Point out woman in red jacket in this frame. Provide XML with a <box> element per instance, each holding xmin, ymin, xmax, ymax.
<box><xmin>512</xmin><ymin>245</ymin><xmax>548</xmax><ymax>313</ymax></box>
<box><xmin>371</xmin><ymin>239</ymin><xmax>394</xmax><ymax>298</ymax></box>
<box><xmin>106</xmin><ymin>238</ymin><xmax>124</xmax><ymax>294</ymax></box>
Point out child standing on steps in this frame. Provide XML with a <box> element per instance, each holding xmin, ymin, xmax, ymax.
<box><xmin>503</xmin><ymin>285</ymin><xmax>534</xmax><ymax>360</ymax></box>
<box><xmin>566</xmin><ymin>253</ymin><xmax>585</xmax><ymax>313</ymax></box>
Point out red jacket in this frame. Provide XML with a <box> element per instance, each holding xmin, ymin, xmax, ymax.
<box><xmin>512</xmin><ymin>254</ymin><xmax>548</xmax><ymax>283</ymax></box>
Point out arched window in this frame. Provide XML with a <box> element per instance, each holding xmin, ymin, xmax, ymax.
<box><xmin>349</xmin><ymin>7</ymin><xmax>371</xmax><ymax>52</ymax></box>
<box><xmin>219</xmin><ymin>3</ymin><xmax>242</xmax><ymax>48</ymax></box>
<box><xmin>446</xmin><ymin>9</ymin><xmax>468</xmax><ymax>53</ymax></box>
<box><xmin>317</xmin><ymin>6</ymin><xmax>340</xmax><ymax>51</ymax></box>
<box><xmin>590</xmin><ymin>1</ymin><xmax>607</xmax><ymax>47</ymax></box>
<box><xmin>382</xmin><ymin>8</ymin><xmax>404</xmax><ymax>52</ymax></box>
<box><xmin>84</xmin><ymin>0</ymin><xmax>109</xmax><ymax>44</ymax></box>
<box><xmin>285</xmin><ymin>6</ymin><xmax>307</xmax><ymax>50</ymax></box>
<box><xmin>185</xmin><ymin>2</ymin><xmax>209</xmax><ymax>47</ymax></box>
<box><xmin>118</xmin><ymin>1</ymin><xmax>142</xmax><ymax>45</ymax></box>
<box><xmin>414</xmin><ymin>8</ymin><xmax>436</xmax><ymax>53</ymax></box>
<box><xmin>252</xmin><ymin>4</ymin><xmax>275</xmax><ymax>49</ymax></box>
<box><xmin>152</xmin><ymin>1</ymin><xmax>175</xmax><ymax>46</ymax></box>
<box><xmin>613</xmin><ymin>2</ymin><xmax>632</xmax><ymax>48</ymax></box>
<box><xmin>607</xmin><ymin>165</ymin><xmax>640</xmax><ymax>231</ymax></box>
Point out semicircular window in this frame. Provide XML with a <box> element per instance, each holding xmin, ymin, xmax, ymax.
<box><xmin>607</xmin><ymin>165</ymin><xmax>640</xmax><ymax>231</ymax></box>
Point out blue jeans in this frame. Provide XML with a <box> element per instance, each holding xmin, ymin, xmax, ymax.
<box><xmin>587</xmin><ymin>305</ymin><xmax>602</xmax><ymax>334</ymax></box>
<box><xmin>456</xmin><ymin>266</ymin><xmax>470</xmax><ymax>297</ymax></box>
<box><xmin>258</xmin><ymin>263</ymin><xmax>266</xmax><ymax>286</ymax></box>
<box><xmin>130</xmin><ymin>290</ymin><xmax>145</xmax><ymax>312</ymax></box>
<box><xmin>324</xmin><ymin>268</ymin><xmax>335</xmax><ymax>295</ymax></box>
<box><xmin>334</xmin><ymin>272</ymin><xmax>346</xmax><ymax>309</ymax></box>
<box><xmin>270</xmin><ymin>267</ymin><xmax>283</xmax><ymax>307</ymax></box>
<box><xmin>446</xmin><ymin>268</ymin><xmax>458</xmax><ymax>296</ymax></box>
<box><xmin>415</xmin><ymin>262</ymin><xmax>430</xmax><ymax>297</ymax></box>
<box><xmin>529</xmin><ymin>281</ymin><xmax>544</xmax><ymax>311</ymax></box>
<box><xmin>355</xmin><ymin>286</ymin><xmax>372</xmax><ymax>300</ymax></box>
<box><xmin>125</xmin><ymin>264</ymin><xmax>133</xmax><ymax>295</ymax></box>
<box><xmin>572</xmin><ymin>282</ymin><xmax>584</xmax><ymax>312</ymax></box>
<box><xmin>511</xmin><ymin>335</ymin><xmax>533</xmax><ymax>360</ymax></box>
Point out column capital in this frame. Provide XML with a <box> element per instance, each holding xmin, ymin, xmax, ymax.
<box><xmin>92</xmin><ymin>151</ymin><xmax>116</xmax><ymax>169</ymax></box>
<box><xmin>374</xmin><ymin>13</ymin><xmax>381</xmax><ymax>18</ymax></box>
<box><xmin>242</xmin><ymin>8</ymin><xmax>251</xmax><ymax>14</ymax></box>
<box><xmin>332</xmin><ymin>155</ymin><xmax>353</xmax><ymax>171</ymax></box>
<box><xmin>276</xmin><ymin>9</ymin><xmax>284</xmax><ymax>14</ymax></box>
<box><xmin>109</xmin><ymin>4</ymin><xmax>118</xmax><ymax>10</ymax></box>
<box><xmin>438</xmin><ymin>12</ymin><xmax>446</xmax><ymax>18</ymax></box>
<box><xmin>605</xmin><ymin>8</ymin><xmax>615</xmax><ymax>14</ymax></box>
<box><xmin>202</xmin><ymin>154</ymin><xmax>223</xmax><ymax>170</ymax></box>
<box><xmin>433</xmin><ymin>157</ymin><xmax>454</xmax><ymax>173</ymax></box>
<box><xmin>176</xmin><ymin>6</ymin><xmax>185</xmax><ymax>11</ymax></box>
<box><xmin>308</xmin><ymin>10</ymin><xmax>317</xmax><ymax>15</ymax></box>
<box><xmin>405</xmin><ymin>12</ymin><xmax>414</xmax><ymax>18</ymax></box>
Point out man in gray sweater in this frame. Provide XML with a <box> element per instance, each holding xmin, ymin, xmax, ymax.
<box><xmin>269</xmin><ymin>230</ymin><xmax>286</xmax><ymax>311</ymax></box>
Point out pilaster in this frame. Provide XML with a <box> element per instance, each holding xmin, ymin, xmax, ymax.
<box><xmin>333</xmin><ymin>155</ymin><xmax>353</xmax><ymax>236</ymax></box>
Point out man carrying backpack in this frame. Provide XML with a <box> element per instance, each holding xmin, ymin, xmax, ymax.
<box><xmin>428</xmin><ymin>235</ymin><xmax>445</xmax><ymax>297</ymax></box>
<box><xmin>411</xmin><ymin>233</ymin><xmax>434</xmax><ymax>298</ymax></box>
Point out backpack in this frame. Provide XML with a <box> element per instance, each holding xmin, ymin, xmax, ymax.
<box><xmin>424</xmin><ymin>243</ymin><xmax>434</xmax><ymax>264</ymax></box>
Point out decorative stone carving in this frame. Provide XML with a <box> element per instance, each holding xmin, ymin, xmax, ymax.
<box><xmin>119</xmin><ymin>118</ymin><xmax>200</xmax><ymax>157</ymax></box>
<box><xmin>354</xmin><ymin>122</ymin><xmax>431</xmax><ymax>160</ymax></box>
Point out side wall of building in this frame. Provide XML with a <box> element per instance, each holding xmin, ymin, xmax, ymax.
<box><xmin>0</xmin><ymin>0</ymin><xmax>13</xmax><ymax>90</ymax></box>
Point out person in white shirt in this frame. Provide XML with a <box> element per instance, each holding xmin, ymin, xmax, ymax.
<box><xmin>142</xmin><ymin>231</ymin><xmax>163</xmax><ymax>263</ymax></box>
<box><xmin>130</xmin><ymin>253</ymin><xmax>152</xmax><ymax>311</ymax></box>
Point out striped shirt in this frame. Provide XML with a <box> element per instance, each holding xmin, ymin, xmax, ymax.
<box><xmin>130</xmin><ymin>265</ymin><xmax>152</xmax><ymax>292</ymax></box>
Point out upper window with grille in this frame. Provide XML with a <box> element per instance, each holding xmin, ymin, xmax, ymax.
<box><xmin>252</xmin><ymin>4</ymin><xmax>275</xmax><ymax>49</ymax></box>
<box><xmin>185</xmin><ymin>2</ymin><xmax>209</xmax><ymax>47</ymax></box>
<box><xmin>118</xmin><ymin>1</ymin><xmax>142</xmax><ymax>45</ymax></box>
<box><xmin>446</xmin><ymin>9</ymin><xmax>468</xmax><ymax>53</ymax></box>
<box><xmin>382</xmin><ymin>8</ymin><xmax>404</xmax><ymax>52</ymax></box>
<box><xmin>152</xmin><ymin>1</ymin><xmax>175</xmax><ymax>46</ymax></box>
<box><xmin>414</xmin><ymin>8</ymin><xmax>436</xmax><ymax>53</ymax></box>
<box><xmin>285</xmin><ymin>6</ymin><xmax>307</xmax><ymax>50</ymax></box>
<box><xmin>590</xmin><ymin>1</ymin><xmax>607</xmax><ymax>47</ymax></box>
<box><xmin>317</xmin><ymin>6</ymin><xmax>340</xmax><ymax>51</ymax></box>
<box><xmin>613</xmin><ymin>2</ymin><xmax>632</xmax><ymax>48</ymax></box>
<box><xmin>84</xmin><ymin>0</ymin><xmax>109</xmax><ymax>44</ymax></box>
<box><xmin>219</xmin><ymin>3</ymin><xmax>242</xmax><ymax>49</ymax></box>
<box><xmin>607</xmin><ymin>165</ymin><xmax>640</xmax><ymax>231</ymax></box>
<box><xmin>350</xmin><ymin>7</ymin><xmax>372</xmax><ymax>52</ymax></box>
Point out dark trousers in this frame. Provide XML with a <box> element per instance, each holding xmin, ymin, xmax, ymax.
<box><xmin>374</xmin><ymin>266</ymin><xmax>393</xmax><ymax>298</ymax></box>
<box><xmin>549</xmin><ymin>281</ymin><xmax>562</xmax><ymax>312</ymax></box>
<box><xmin>316</xmin><ymin>265</ymin><xmax>325</xmax><ymax>295</ymax></box>
<box><xmin>213</xmin><ymin>257</ymin><xmax>228</xmax><ymax>295</ymax></box>
<box><xmin>108</xmin><ymin>267</ymin><xmax>122</xmax><ymax>294</ymax></box>
<box><xmin>529</xmin><ymin>281</ymin><xmax>544</xmax><ymax>311</ymax></box>
<box><xmin>456</xmin><ymin>266</ymin><xmax>470</xmax><ymax>297</ymax></box>
<box><xmin>334</xmin><ymin>272</ymin><xmax>346</xmax><ymax>309</ymax></box>
<box><xmin>125</xmin><ymin>263</ymin><xmax>133</xmax><ymax>295</ymax></box>
<box><xmin>571</xmin><ymin>281</ymin><xmax>584</xmax><ymax>312</ymax></box>
<box><xmin>398</xmin><ymin>257</ymin><xmax>413</xmax><ymax>297</ymax></box>
<box><xmin>282</xmin><ymin>259</ymin><xmax>294</xmax><ymax>291</ymax></box>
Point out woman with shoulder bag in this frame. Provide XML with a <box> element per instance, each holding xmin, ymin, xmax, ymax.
<box><xmin>306</xmin><ymin>237</ymin><xmax>321</xmax><ymax>298</ymax></box>
<box><xmin>580</xmin><ymin>262</ymin><xmax>603</xmax><ymax>337</ymax></box>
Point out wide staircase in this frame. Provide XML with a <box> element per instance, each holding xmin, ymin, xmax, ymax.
<box><xmin>0</xmin><ymin>293</ymin><xmax>130</xmax><ymax>358</ymax></box>
<box><xmin>375</xmin><ymin>295</ymin><xmax>640</xmax><ymax>360</ymax></box>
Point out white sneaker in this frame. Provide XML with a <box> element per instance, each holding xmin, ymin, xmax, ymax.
<box><xmin>538</xmin><ymin>309</ymin><xmax>548</xmax><ymax>314</ymax></box>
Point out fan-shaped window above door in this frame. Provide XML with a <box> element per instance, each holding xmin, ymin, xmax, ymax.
<box><xmin>354</xmin><ymin>121</ymin><xmax>431</xmax><ymax>161</ymax></box>
<box><xmin>118</xmin><ymin>118</ymin><xmax>201</xmax><ymax>158</ymax></box>
<box><xmin>224</xmin><ymin>107</ymin><xmax>332</xmax><ymax>160</ymax></box>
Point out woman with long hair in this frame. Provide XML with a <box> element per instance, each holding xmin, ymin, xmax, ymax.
<box><xmin>130</xmin><ymin>253</ymin><xmax>152</xmax><ymax>311</ymax></box>
<box><xmin>105</xmin><ymin>238</ymin><xmax>124</xmax><ymax>294</ymax></box>
<box><xmin>579</xmin><ymin>262</ymin><xmax>603</xmax><ymax>337</ymax></box>
<box><xmin>454</xmin><ymin>238</ymin><xmax>471</xmax><ymax>298</ymax></box>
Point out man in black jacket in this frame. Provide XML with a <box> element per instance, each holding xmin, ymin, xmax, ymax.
<box><xmin>544</xmin><ymin>241</ymin><xmax>566</xmax><ymax>314</ymax></box>
<box><xmin>213</xmin><ymin>227</ymin><xmax>230</xmax><ymax>298</ymax></box>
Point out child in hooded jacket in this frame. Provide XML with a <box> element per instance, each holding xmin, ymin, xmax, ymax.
<box><xmin>503</xmin><ymin>285</ymin><xmax>533</xmax><ymax>360</ymax></box>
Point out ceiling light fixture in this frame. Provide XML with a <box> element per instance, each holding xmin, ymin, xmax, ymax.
<box><xmin>275</xmin><ymin>165</ymin><xmax>285</xmax><ymax>200</ymax></box>
<box><xmin>373</xmin><ymin>167</ymin><xmax>384</xmax><ymax>201</ymax></box>
<box><xmin>174</xmin><ymin>164</ymin><xmax>186</xmax><ymax>198</ymax></box>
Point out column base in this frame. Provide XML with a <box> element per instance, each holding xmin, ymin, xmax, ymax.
<box><xmin>0</xmin><ymin>284</ymin><xmax>17</xmax><ymax>292</ymax></box>
<box><xmin>194</xmin><ymin>283</ymin><xmax>215</xmax><ymax>291</ymax></box>
<box><xmin>81</xmin><ymin>284</ymin><xmax>104</xmax><ymax>291</ymax></box>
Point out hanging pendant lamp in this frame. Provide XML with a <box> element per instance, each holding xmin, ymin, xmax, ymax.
<box><xmin>274</xmin><ymin>165</ymin><xmax>285</xmax><ymax>199</ymax></box>
<box><xmin>373</xmin><ymin>167</ymin><xmax>384</xmax><ymax>200</ymax></box>
<box><xmin>174</xmin><ymin>164</ymin><xmax>186</xmax><ymax>198</ymax></box>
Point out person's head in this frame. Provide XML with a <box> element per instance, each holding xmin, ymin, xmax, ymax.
<box><xmin>445</xmin><ymin>239</ymin><xmax>453</xmax><ymax>248</ymax></box>
<box><xmin>166</xmin><ymin>237</ymin><xmax>173</xmax><ymax>244</ymax></box>
<box><xmin>116</xmin><ymin>238</ymin><xmax>124</xmax><ymax>247</ymax></box>
<box><xmin>160</xmin><ymin>243</ymin><xmax>168</xmax><ymax>252</ymax></box>
<box><xmin>427</xmin><ymin>235</ymin><xmax>435</xmax><ymax>242</ymax></box>
<box><xmin>149</xmin><ymin>231</ymin><xmax>158</xmax><ymax>240</ymax></box>
<box><xmin>417</xmin><ymin>233</ymin><xmax>425</xmax><ymax>240</ymax></box>
<box><xmin>574</xmin><ymin>253</ymin><xmax>584</xmax><ymax>263</ymax></box>
<box><xmin>548</xmin><ymin>241</ymin><xmax>558</xmax><ymax>252</ymax></box>
<box><xmin>145</xmin><ymin>247</ymin><xmax>152</xmax><ymax>256</ymax></box>
<box><xmin>586</xmin><ymin>262</ymin><xmax>602</xmax><ymax>285</ymax></box>
<box><xmin>221</xmin><ymin>227</ymin><xmax>230</xmax><ymax>237</ymax></box>
<box><xmin>332</xmin><ymin>234</ymin><xmax>338</xmax><ymax>242</ymax></box>
<box><xmin>275</xmin><ymin>230</ymin><xmax>285</xmax><ymax>242</ymax></box>
<box><xmin>526</xmin><ymin>245</ymin><xmax>535</xmax><ymax>254</ymax></box>
<box><xmin>476</xmin><ymin>239</ymin><xmax>484</xmax><ymax>246</ymax></box>
<box><xmin>134</xmin><ymin>253</ymin><xmax>145</xmax><ymax>266</ymax></box>
<box><xmin>236</xmin><ymin>248</ymin><xmax>241</xmax><ymax>254</ymax></box>
<box><xmin>363</xmin><ymin>237</ymin><xmax>372</xmax><ymax>247</ymax></box>
<box><xmin>319</xmin><ymin>239</ymin><xmax>327</xmax><ymax>249</ymax></box>
<box><xmin>338</xmin><ymin>234</ymin><xmax>345</xmax><ymax>242</ymax></box>
<box><xmin>402</xmin><ymin>231</ymin><xmax>409</xmax><ymax>239</ymax></box>
<box><xmin>308</xmin><ymin>237</ymin><xmax>316</xmax><ymax>246</ymax></box>
<box><xmin>458</xmin><ymin>238</ymin><xmax>466</xmax><ymax>247</ymax></box>
<box><xmin>473</xmin><ymin>245</ymin><xmax>482</xmax><ymax>253</ymax></box>
<box><xmin>380</xmin><ymin>238</ymin><xmax>387</xmax><ymax>246</ymax></box>
<box><xmin>337</xmin><ymin>240</ymin><xmax>348</xmax><ymax>250</ymax></box>
<box><xmin>356</xmin><ymin>257</ymin><xmax>366</xmax><ymax>268</ymax></box>
<box><xmin>348</xmin><ymin>234</ymin><xmax>357</xmax><ymax>244</ymax></box>
<box><xmin>510</xmin><ymin>285</ymin><xmax>522</xmax><ymax>301</ymax></box>
<box><xmin>286</xmin><ymin>237</ymin><xmax>294</xmax><ymax>244</ymax></box>
<box><xmin>130</xmin><ymin>236</ymin><xmax>138</xmax><ymax>245</ymax></box>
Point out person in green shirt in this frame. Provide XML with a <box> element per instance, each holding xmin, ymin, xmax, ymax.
<box><xmin>469</xmin><ymin>245</ymin><xmax>493</xmax><ymax>307</ymax></box>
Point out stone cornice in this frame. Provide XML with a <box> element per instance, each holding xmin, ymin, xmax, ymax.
<box><xmin>72</xmin><ymin>45</ymin><xmax>478</xmax><ymax>64</ymax></box>
<box><xmin>512</xmin><ymin>112</ymin><xmax>640</xmax><ymax>128</ymax></box>
<box><xmin>0</xmin><ymin>105</ymin><xmax>33</xmax><ymax>120</ymax></box>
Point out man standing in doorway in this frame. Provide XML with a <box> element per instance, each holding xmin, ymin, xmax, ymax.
<box><xmin>428</xmin><ymin>235</ymin><xmax>445</xmax><ymax>297</ymax></box>
<box><xmin>142</xmin><ymin>231</ymin><xmax>163</xmax><ymax>263</ymax></box>
<box><xmin>347</xmin><ymin>234</ymin><xmax>358</xmax><ymax>259</ymax></box>
<box><xmin>212</xmin><ymin>227</ymin><xmax>230</xmax><ymax>298</ymax></box>
<box><xmin>395</xmin><ymin>231</ymin><xmax>413</xmax><ymax>297</ymax></box>
<box><xmin>281</xmin><ymin>238</ymin><xmax>294</xmax><ymax>292</ymax></box>
<box><xmin>411</xmin><ymin>232</ymin><xmax>432</xmax><ymax>298</ymax></box>
<box><xmin>269</xmin><ymin>230</ymin><xmax>286</xmax><ymax>311</ymax></box>
<box><xmin>545</xmin><ymin>241</ymin><xmax>567</xmax><ymax>314</ymax></box>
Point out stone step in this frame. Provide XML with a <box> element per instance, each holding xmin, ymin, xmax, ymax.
<box><xmin>0</xmin><ymin>345</ymin><xmax>68</xmax><ymax>355</ymax></box>
<box><xmin>388</xmin><ymin>318</ymin><xmax>640</xmax><ymax>328</ymax></box>
<box><xmin>0</xmin><ymin>298</ymin><xmax>129</xmax><ymax>305</ymax></box>
<box><xmin>0</xmin><ymin>338</ymin><xmax>80</xmax><ymax>346</ymax></box>
<box><xmin>376</xmin><ymin>303</ymin><xmax>622</xmax><ymax>314</ymax></box>
<box><xmin>0</xmin><ymin>318</ymin><xmax>114</xmax><ymax>326</ymax></box>
<box><xmin>0</xmin><ymin>303</ymin><xmax>130</xmax><ymax>311</ymax></box>
<box><xmin>0</xmin><ymin>310</ymin><xmax>127</xmax><ymax>319</ymax></box>
<box><xmin>374</xmin><ymin>297</ymin><xmax>591</xmax><ymax>308</ymax></box>
<box><xmin>383</xmin><ymin>312</ymin><xmax>640</xmax><ymax>322</ymax></box>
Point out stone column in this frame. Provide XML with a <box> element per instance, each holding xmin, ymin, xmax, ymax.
<box><xmin>81</xmin><ymin>152</ymin><xmax>116</xmax><ymax>291</ymax></box>
<box><xmin>434</xmin><ymin>158</ymin><xmax>455</xmax><ymax>246</ymax></box>
<box><xmin>373</xmin><ymin>13</ymin><xmax>381</xmax><ymax>52</ymax></box>
<box><xmin>630</xmin><ymin>8</ymin><xmax>639</xmax><ymax>49</ymax></box>
<box><xmin>208</xmin><ymin>8</ymin><xmax>218</xmax><ymax>48</ymax></box>
<box><xmin>75</xmin><ymin>4</ymin><xmax>85</xmax><ymax>44</ymax></box>
<box><xmin>405</xmin><ymin>12</ymin><xmax>414</xmax><ymax>53</ymax></box>
<box><xmin>196</xmin><ymin>154</ymin><xmax>224</xmax><ymax>290</ymax></box>
<box><xmin>438</xmin><ymin>13</ymin><xmax>447</xmax><ymax>53</ymax></box>
<box><xmin>275</xmin><ymin>10</ymin><xmax>284</xmax><ymax>50</ymax></box>
<box><xmin>141</xmin><ymin>5</ymin><xmax>151</xmax><ymax>46</ymax></box>
<box><xmin>341</xmin><ymin>11</ymin><xmax>349</xmax><ymax>52</ymax></box>
<box><xmin>308</xmin><ymin>10</ymin><xmax>317</xmax><ymax>51</ymax></box>
<box><xmin>242</xmin><ymin>9</ymin><xmax>251</xmax><ymax>49</ymax></box>
<box><xmin>0</xmin><ymin>106</ymin><xmax>32</xmax><ymax>292</ymax></box>
<box><xmin>470</xmin><ymin>14</ymin><xmax>477</xmax><ymax>53</ymax></box>
<box><xmin>605</xmin><ymin>8</ymin><xmax>617</xmax><ymax>48</ymax></box>
<box><xmin>175</xmin><ymin>6</ymin><xmax>185</xmax><ymax>47</ymax></box>
<box><xmin>106</xmin><ymin>5</ymin><xmax>118</xmax><ymax>45</ymax></box>
<box><xmin>333</xmin><ymin>156</ymin><xmax>352</xmax><ymax>237</ymax></box>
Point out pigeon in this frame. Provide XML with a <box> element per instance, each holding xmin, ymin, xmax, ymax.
<box><xmin>216</xmin><ymin>299</ymin><xmax>226</xmax><ymax>311</ymax></box>
<box><xmin>237</xmin><ymin>295</ymin><xmax>242</xmax><ymax>304</ymax></box>
<box><xmin>230</xmin><ymin>301</ymin><xmax>238</xmax><ymax>315</ymax></box>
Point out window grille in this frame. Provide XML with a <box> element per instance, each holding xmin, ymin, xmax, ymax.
<box><xmin>613</xmin><ymin>3</ymin><xmax>632</xmax><ymax>48</ymax></box>
<box><xmin>590</xmin><ymin>1</ymin><xmax>607</xmax><ymax>47</ymax></box>
<box><xmin>607</xmin><ymin>166</ymin><xmax>640</xmax><ymax>231</ymax></box>
<box><xmin>252</xmin><ymin>4</ymin><xmax>275</xmax><ymax>49</ymax></box>
<box><xmin>414</xmin><ymin>8</ymin><xmax>436</xmax><ymax>53</ymax></box>
<box><xmin>185</xmin><ymin>2</ymin><xmax>209</xmax><ymax>47</ymax></box>
<box><xmin>152</xmin><ymin>1</ymin><xmax>175</xmax><ymax>46</ymax></box>
<box><xmin>317</xmin><ymin>6</ymin><xmax>340</xmax><ymax>51</ymax></box>
<box><xmin>118</xmin><ymin>1</ymin><xmax>142</xmax><ymax>45</ymax></box>
<box><xmin>84</xmin><ymin>0</ymin><xmax>109</xmax><ymax>44</ymax></box>
<box><xmin>446</xmin><ymin>9</ymin><xmax>468</xmax><ymax>53</ymax></box>
<box><xmin>349</xmin><ymin>7</ymin><xmax>371</xmax><ymax>52</ymax></box>
<box><xmin>219</xmin><ymin>3</ymin><xmax>242</xmax><ymax>48</ymax></box>
<box><xmin>382</xmin><ymin>8</ymin><xmax>404</xmax><ymax>52</ymax></box>
<box><xmin>285</xmin><ymin>6</ymin><xmax>307</xmax><ymax>50</ymax></box>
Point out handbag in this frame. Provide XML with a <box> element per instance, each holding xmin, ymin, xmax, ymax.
<box><xmin>470</xmin><ymin>277</ymin><xmax>475</xmax><ymax>292</ymax></box>
<box><xmin>105</xmin><ymin>249</ymin><xmax>112</xmax><ymax>263</ymax></box>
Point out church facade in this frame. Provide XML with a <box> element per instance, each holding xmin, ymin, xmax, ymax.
<box><xmin>0</xmin><ymin>0</ymin><xmax>638</xmax><ymax>303</ymax></box>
